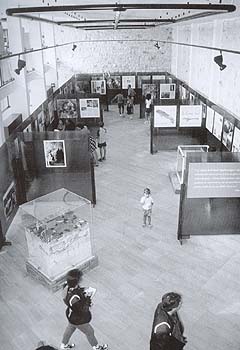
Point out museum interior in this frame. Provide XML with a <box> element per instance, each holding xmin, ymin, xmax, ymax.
<box><xmin>0</xmin><ymin>1</ymin><xmax>240</xmax><ymax>350</ymax></box>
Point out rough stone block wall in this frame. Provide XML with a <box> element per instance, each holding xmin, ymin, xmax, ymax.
<box><xmin>70</xmin><ymin>26</ymin><xmax>172</xmax><ymax>74</ymax></box>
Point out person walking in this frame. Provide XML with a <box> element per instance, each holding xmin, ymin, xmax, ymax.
<box><xmin>150</xmin><ymin>292</ymin><xmax>187</xmax><ymax>350</ymax></box>
<box><xmin>111</xmin><ymin>92</ymin><xmax>125</xmax><ymax>117</ymax></box>
<box><xmin>60</xmin><ymin>269</ymin><xmax>108</xmax><ymax>350</ymax></box>
<box><xmin>140</xmin><ymin>188</ymin><xmax>154</xmax><ymax>228</ymax></box>
<box><xmin>97</xmin><ymin>122</ymin><xmax>107</xmax><ymax>162</ymax></box>
<box><xmin>145</xmin><ymin>93</ymin><xmax>153</xmax><ymax>124</ymax></box>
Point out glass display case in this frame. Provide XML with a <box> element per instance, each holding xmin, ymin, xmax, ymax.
<box><xmin>176</xmin><ymin>145</ymin><xmax>209</xmax><ymax>184</ymax></box>
<box><xmin>20</xmin><ymin>188</ymin><xmax>97</xmax><ymax>289</ymax></box>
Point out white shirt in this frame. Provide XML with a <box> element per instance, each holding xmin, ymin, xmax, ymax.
<box><xmin>140</xmin><ymin>195</ymin><xmax>154</xmax><ymax>210</ymax></box>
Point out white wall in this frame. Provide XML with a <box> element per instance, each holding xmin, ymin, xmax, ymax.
<box><xmin>170</xmin><ymin>11</ymin><xmax>240</xmax><ymax>120</ymax></box>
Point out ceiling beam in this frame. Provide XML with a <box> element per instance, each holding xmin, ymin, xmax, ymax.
<box><xmin>57</xmin><ymin>19</ymin><xmax>175</xmax><ymax>25</ymax></box>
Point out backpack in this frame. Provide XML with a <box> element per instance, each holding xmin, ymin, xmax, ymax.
<box><xmin>64</xmin><ymin>286</ymin><xmax>92</xmax><ymax>325</ymax></box>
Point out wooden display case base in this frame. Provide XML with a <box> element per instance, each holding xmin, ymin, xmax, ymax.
<box><xmin>26</xmin><ymin>255</ymin><xmax>99</xmax><ymax>292</ymax></box>
<box><xmin>168</xmin><ymin>171</ymin><xmax>181</xmax><ymax>194</ymax></box>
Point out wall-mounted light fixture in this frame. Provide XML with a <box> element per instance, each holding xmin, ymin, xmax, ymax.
<box><xmin>214</xmin><ymin>51</ymin><xmax>226</xmax><ymax>71</ymax></box>
<box><xmin>154</xmin><ymin>41</ymin><xmax>161</xmax><ymax>49</ymax></box>
<box><xmin>72</xmin><ymin>44</ymin><xmax>77</xmax><ymax>51</ymax></box>
<box><xmin>14</xmin><ymin>57</ymin><xmax>26</xmax><ymax>74</ymax></box>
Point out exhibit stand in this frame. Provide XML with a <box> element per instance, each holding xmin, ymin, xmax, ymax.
<box><xmin>20</xmin><ymin>188</ymin><xmax>98</xmax><ymax>291</ymax></box>
<box><xmin>177</xmin><ymin>152</ymin><xmax>240</xmax><ymax>244</ymax></box>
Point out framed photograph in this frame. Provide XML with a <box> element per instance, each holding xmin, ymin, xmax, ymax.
<box><xmin>213</xmin><ymin>112</ymin><xmax>223</xmax><ymax>141</ymax></box>
<box><xmin>222</xmin><ymin>119</ymin><xmax>234</xmax><ymax>150</ymax></box>
<box><xmin>3</xmin><ymin>181</ymin><xmax>17</xmax><ymax>221</ymax></box>
<box><xmin>137</xmin><ymin>75</ymin><xmax>151</xmax><ymax>87</ymax></box>
<box><xmin>189</xmin><ymin>93</ymin><xmax>195</xmax><ymax>105</ymax></box>
<box><xmin>179</xmin><ymin>85</ymin><xmax>190</xmax><ymax>101</ymax></box>
<box><xmin>152</xmin><ymin>75</ymin><xmax>165</xmax><ymax>81</ymax></box>
<box><xmin>48</xmin><ymin>99</ymin><xmax>55</xmax><ymax>123</ymax></box>
<box><xmin>122</xmin><ymin>76</ymin><xmax>136</xmax><ymax>89</ymax></box>
<box><xmin>200</xmin><ymin>101</ymin><xmax>207</xmax><ymax>119</ymax></box>
<box><xmin>142</xmin><ymin>84</ymin><xmax>157</xmax><ymax>99</ymax></box>
<box><xmin>75</xmin><ymin>80</ymin><xmax>91</xmax><ymax>94</ymax></box>
<box><xmin>37</xmin><ymin>110</ymin><xmax>45</xmax><ymax>131</ymax></box>
<box><xmin>106</xmin><ymin>76</ymin><xmax>121</xmax><ymax>89</ymax></box>
<box><xmin>57</xmin><ymin>99</ymin><xmax>78</xmax><ymax>119</ymax></box>
<box><xmin>154</xmin><ymin>105</ymin><xmax>177</xmax><ymax>127</ymax></box>
<box><xmin>80</xmin><ymin>98</ymin><xmax>100</xmax><ymax>118</ymax></box>
<box><xmin>91</xmin><ymin>80</ymin><xmax>106</xmax><ymax>95</ymax></box>
<box><xmin>43</xmin><ymin>140</ymin><xmax>67</xmax><ymax>168</ymax></box>
<box><xmin>206</xmin><ymin>107</ymin><xmax>215</xmax><ymax>133</ymax></box>
<box><xmin>160</xmin><ymin>83</ymin><xmax>176</xmax><ymax>99</ymax></box>
<box><xmin>179</xmin><ymin>105</ymin><xmax>202</xmax><ymax>127</ymax></box>
<box><xmin>232</xmin><ymin>126</ymin><xmax>240</xmax><ymax>152</ymax></box>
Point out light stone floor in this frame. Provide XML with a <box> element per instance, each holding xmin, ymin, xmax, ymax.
<box><xmin>1</xmin><ymin>105</ymin><xmax>240</xmax><ymax>350</ymax></box>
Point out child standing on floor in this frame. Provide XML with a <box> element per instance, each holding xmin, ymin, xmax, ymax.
<box><xmin>140</xmin><ymin>188</ymin><xmax>154</xmax><ymax>228</ymax></box>
<box><xmin>97</xmin><ymin>122</ymin><xmax>107</xmax><ymax>162</ymax></box>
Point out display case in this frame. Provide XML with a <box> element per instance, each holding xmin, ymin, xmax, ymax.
<box><xmin>20</xmin><ymin>188</ymin><xmax>98</xmax><ymax>290</ymax></box>
<box><xmin>176</xmin><ymin>145</ymin><xmax>209</xmax><ymax>184</ymax></box>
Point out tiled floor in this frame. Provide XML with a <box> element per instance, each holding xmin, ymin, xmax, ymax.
<box><xmin>1</xmin><ymin>105</ymin><xmax>240</xmax><ymax>350</ymax></box>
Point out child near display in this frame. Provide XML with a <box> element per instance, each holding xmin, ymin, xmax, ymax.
<box><xmin>140</xmin><ymin>188</ymin><xmax>154</xmax><ymax>228</ymax></box>
<box><xmin>97</xmin><ymin>122</ymin><xmax>107</xmax><ymax>162</ymax></box>
<box><xmin>145</xmin><ymin>93</ymin><xmax>153</xmax><ymax>124</ymax></box>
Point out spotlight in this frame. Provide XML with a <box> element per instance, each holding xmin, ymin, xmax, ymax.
<box><xmin>154</xmin><ymin>42</ymin><xmax>161</xmax><ymax>50</ymax></box>
<box><xmin>214</xmin><ymin>52</ymin><xmax>227</xmax><ymax>71</ymax></box>
<box><xmin>14</xmin><ymin>58</ymin><xmax>26</xmax><ymax>75</ymax></box>
<box><xmin>72</xmin><ymin>44</ymin><xmax>77</xmax><ymax>51</ymax></box>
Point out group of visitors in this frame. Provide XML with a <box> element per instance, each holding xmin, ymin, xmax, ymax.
<box><xmin>35</xmin><ymin>269</ymin><xmax>187</xmax><ymax>350</ymax></box>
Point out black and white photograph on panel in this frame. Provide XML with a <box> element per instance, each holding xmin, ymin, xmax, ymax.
<box><xmin>232</xmin><ymin>126</ymin><xmax>240</xmax><ymax>152</ymax></box>
<box><xmin>154</xmin><ymin>105</ymin><xmax>177</xmax><ymax>127</ymax></box>
<box><xmin>48</xmin><ymin>99</ymin><xmax>55</xmax><ymax>123</ymax></box>
<box><xmin>37</xmin><ymin>110</ymin><xmax>45</xmax><ymax>131</ymax></box>
<box><xmin>222</xmin><ymin>119</ymin><xmax>234</xmax><ymax>150</ymax></box>
<box><xmin>43</xmin><ymin>140</ymin><xmax>67</xmax><ymax>168</ymax></box>
<box><xmin>80</xmin><ymin>98</ymin><xmax>100</xmax><ymax>118</ymax></box>
<box><xmin>212</xmin><ymin>112</ymin><xmax>223</xmax><ymax>141</ymax></box>
<box><xmin>91</xmin><ymin>80</ymin><xmax>106</xmax><ymax>95</ymax></box>
<box><xmin>142</xmin><ymin>84</ymin><xmax>157</xmax><ymax>99</ymax></box>
<box><xmin>179</xmin><ymin>105</ymin><xmax>202</xmax><ymax>127</ymax></box>
<box><xmin>122</xmin><ymin>75</ymin><xmax>136</xmax><ymax>89</ymax></box>
<box><xmin>3</xmin><ymin>181</ymin><xmax>17</xmax><ymax>221</ymax></box>
<box><xmin>57</xmin><ymin>99</ymin><xmax>78</xmax><ymax>119</ymax></box>
<box><xmin>160</xmin><ymin>83</ymin><xmax>176</xmax><ymax>99</ymax></box>
<box><xmin>206</xmin><ymin>107</ymin><xmax>215</xmax><ymax>133</ymax></box>
<box><xmin>75</xmin><ymin>80</ymin><xmax>91</xmax><ymax>93</ymax></box>
<box><xmin>106</xmin><ymin>75</ymin><xmax>121</xmax><ymax>89</ymax></box>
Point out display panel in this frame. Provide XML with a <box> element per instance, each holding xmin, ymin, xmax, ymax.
<box><xmin>152</xmin><ymin>75</ymin><xmax>165</xmax><ymax>81</ymax></box>
<box><xmin>222</xmin><ymin>119</ymin><xmax>234</xmax><ymax>150</ymax></box>
<box><xmin>232</xmin><ymin>126</ymin><xmax>240</xmax><ymax>152</ymax></box>
<box><xmin>154</xmin><ymin>105</ymin><xmax>177</xmax><ymax>127</ymax></box>
<box><xmin>122</xmin><ymin>75</ymin><xmax>136</xmax><ymax>89</ymax></box>
<box><xmin>91</xmin><ymin>80</ymin><xmax>106</xmax><ymax>95</ymax></box>
<box><xmin>43</xmin><ymin>140</ymin><xmax>67</xmax><ymax>168</ymax></box>
<box><xmin>142</xmin><ymin>84</ymin><xmax>157</xmax><ymax>99</ymax></box>
<box><xmin>187</xmin><ymin>162</ymin><xmax>240</xmax><ymax>198</ymax></box>
<box><xmin>106</xmin><ymin>76</ymin><xmax>121</xmax><ymax>89</ymax></box>
<box><xmin>79</xmin><ymin>98</ymin><xmax>100</xmax><ymax>118</ymax></box>
<box><xmin>179</xmin><ymin>85</ymin><xmax>190</xmax><ymax>100</ymax></box>
<box><xmin>179</xmin><ymin>105</ymin><xmax>202</xmax><ymax>127</ymax></box>
<box><xmin>3</xmin><ymin>181</ymin><xmax>17</xmax><ymax>221</ymax></box>
<box><xmin>212</xmin><ymin>112</ymin><xmax>223</xmax><ymax>141</ymax></box>
<box><xmin>206</xmin><ymin>107</ymin><xmax>214</xmax><ymax>133</ymax></box>
<box><xmin>57</xmin><ymin>99</ymin><xmax>78</xmax><ymax>119</ymax></box>
<box><xmin>160</xmin><ymin>83</ymin><xmax>176</xmax><ymax>99</ymax></box>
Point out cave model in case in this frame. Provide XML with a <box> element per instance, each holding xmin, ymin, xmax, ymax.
<box><xmin>20</xmin><ymin>188</ymin><xmax>94</xmax><ymax>280</ymax></box>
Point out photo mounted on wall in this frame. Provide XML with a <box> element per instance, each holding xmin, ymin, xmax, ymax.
<box><xmin>232</xmin><ymin>126</ymin><xmax>240</xmax><ymax>152</ymax></box>
<box><xmin>206</xmin><ymin>107</ymin><xmax>215</xmax><ymax>133</ymax></box>
<box><xmin>106</xmin><ymin>76</ymin><xmax>121</xmax><ymax>89</ymax></box>
<box><xmin>212</xmin><ymin>112</ymin><xmax>223</xmax><ymax>141</ymax></box>
<box><xmin>122</xmin><ymin>76</ymin><xmax>136</xmax><ymax>89</ymax></box>
<box><xmin>142</xmin><ymin>84</ymin><xmax>157</xmax><ymax>99</ymax></box>
<box><xmin>200</xmin><ymin>101</ymin><xmax>207</xmax><ymax>119</ymax></box>
<box><xmin>137</xmin><ymin>75</ymin><xmax>151</xmax><ymax>87</ymax></box>
<box><xmin>152</xmin><ymin>75</ymin><xmax>165</xmax><ymax>81</ymax></box>
<box><xmin>37</xmin><ymin>110</ymin><xmax>45</xmax><ymax>131</ymax></box>
<box><xmin>179</xmin><ymin>105</ymin><xmax>202</xmax><ymax>127</ymax></box>
<box><xmin>91</xmin><ymin>80</ymin><xmax>106</xmax><ymax>95</ymax></box>
<box><xmin>3</xmin><ymin>181</ymin><xmax>17</xmax><ymax>221</ymax></box>
<box><xmin>222</xmin><ymin>119</ymin><xmax>234</xmax><ymax>150</ymax></box>
<box><xmin>43</xmin><ymin>140</ymin><xmax>67</xmax><ymax>168</ymax></box>
<box><xmin>179</xmin><ymin>85</ymin><xmax>190</xmax><ymax>102</ymax></box>
<box><xmin>160</xmin><ymin>83</ymin><xmax>176</xmax><ymax>99</ymax></box>
<box><xmin>57</xmin><ymin>99</ymin><xmax>78</xmax><ymax>119</ymax></box>
<box><xmin>154</xmin><ymin>105</ymin><xmax>177</xmax><ymax>127</ymax></box>
<box><xmin>43</xmin><ymin>102</ymin><xmax>50</xmax><ymax>128</ymax></box>
<box><xmin>189</xmin><ymin>93</ymin><xmax>195</xmax><ymax>105</ymax></box>
<box><xmin>75</xmin><ymin>80</ymin><xmax>91</xmax><ymax>94</ymax></box>
<box><xmin>80</xmin><ymin>98</ymin><xmax>100</xmax><ymax>118</ymax></box>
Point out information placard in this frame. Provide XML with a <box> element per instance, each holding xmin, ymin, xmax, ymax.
<box><xmin>154</xmin><ymin>105</ymin><xmax>177</xmax><ymax>127</ymax></box>
<box><xmin>179</xmin><ymin>105</ymin><xmax>202</xmax><ymax>127</ymax></box>
<box><xmin>212</xmin><ymin>112</ymin><xmax>223</xmax><ymax>140</ymax></box>
<box><xmin>187</xmin><ymin>162</ymin><xmax>240</xmax><ymax>198</ymax></box>
<box><xmin>206</xmin><ymin>107</ymin><xmax>214</xmax><ymax>133</ymax></box>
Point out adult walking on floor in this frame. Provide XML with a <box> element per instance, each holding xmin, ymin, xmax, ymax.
<box><xmin>60</xmin><ymin>269</ymin><xmax>108</xmax><ymax>350</ymax></box>
<box><xmin>111</xmin><ymin>91</ymin><xmax>125</xmax><ymax>117</ymax></box>
<box><xmin>150</xmin><ymin>292</ymin><xmax>187</xmax><ymax>350</ymax></box>
<box><xmin>97</xmin><ymin>122</ymin><xmax>107</xmax><ymax>162</ymax></box>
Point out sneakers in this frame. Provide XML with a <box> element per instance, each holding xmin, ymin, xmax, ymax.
<box><xmin>148</xmin><ymin>224</ymin><xmax>153</xmax><ymax>228</ymax></box>
<box><xmin>142</xmin><ymin>224</ymin><xmax>146</xmax><ymax>227</ymax></box>
<box><xmin>95</xmin><ymin>345</ymin><xmax>108</xmax><ymax>350</ymax></box>
<box><xmin>60</xmin><ymin>343</ymin><xmax>75</xmax><ymax>349</ymax></box>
